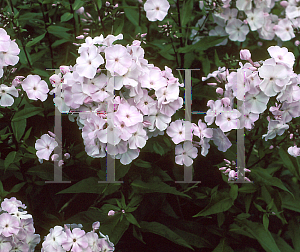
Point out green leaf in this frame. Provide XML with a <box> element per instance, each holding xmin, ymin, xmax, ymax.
<box><xmin>122</xmin><ymin>1</ymin><xmax>139</xmax><ymax>27</ymax></box>
<box><xmin>131</xmin><ymin>179</ymin><xmax>191</xmax><ymax>198</ymax></box>
<box><xmin>47</xmin><ymin>25</ymin><xmax>72</xmax><ymax>39</ymax></box>
<box><xmin>279</xmin><ymin>147</ymin><xmax>300</xmax><ymax>179</ymax></box>
<box><xmin>287</xmin><ymin>218</ymin><xmax>300</xmax><ymax>250</ymax></box>
<box><xmin>12</xmin><ymin>107</ymin><xmax>44</xmax><ymax>122</ymax></box>
<box><xmin>153</xmin><ymin>142</ymin><xmax>165</xmax><ymax>156</ymax></box>
<box><xmin>114</xmin><ymin>15</ymin><xmax>124</xmax><ymax>35</ymax></box>
<box><xmin>26</xmin><ymin>32</ymin><xmax>46</xmax><ymax>47</ymax></box>
<box><xmin>27</xmin><ymin>163</ymin><xmax>69</xmax><ymax>181</ymax></box>
<box><xmin>263</xmin><ymin>213</ymin><xmax>269</xmax><ymax>230</ymax></box>
<box><xmin>4</xmin><ymin>151</ymin><xmax>17</xmax><ymax>170</ymax></box>
<box><xmin>125</xmin><ymin>213</ymin><xmax>140</xmax><ymax>228</ymax></box>
<box><xmin>212</xmin><ymin>238</ymin><xmax>234</xmax><ymax>252</ymax></box>
<box><xmin>72</xmin><ymin>0</ymin><xmax>84</xmax><ymax>10</ymax></box>
<box><xmin>9</xmin><ymin>182</ymin><xmax>26</xmax><ymax>193</ymax></box>
<box><xmin>31</xmin><ymin>69</ymin><xmax>50</xmax><ymax>78</ymax></box>
<box><xmin>61</xmin><ymin>12</ymin><xmax>73</xmax><ymax>22</ymax></box>
<box><xmin>57</xmin><ymin>177</ymin><xmax>106</xmax><ymax>194</ymax></box>
<box><xmin>96</xmin><ymin>0</ymin><xmax>102</xmax><ymax>9</ymax></box>
<box><xmin>134</xmin><ymin>159</ymin><xmax>151</xmax><ymax>168</ymax></box>
<box><xmin>201</xmin><ymin>55</ymin><xmax>210</xmax><ymax>76</ymax></box>
<box><xmin>193</xmin><ymin>191</ymin><xmax>234</xmax><ymax>217</ymax></box>
<box><xmin>23</xmin><ymin>127</ymin><xmax>32</xmax><ymax>141</ymax></box>
<box><xmin>229</xmin><ymin>184</ymin><xmax>238</xmax><ymax>200</ymax></box>
<box><xmin>140</xmin><ymin>221</ymin><xmax>194</xmax><ymax>250</ymax></box>
<box><xmin>251</xmin><ymin>167</ymin><xmax>294</xmax><ymax>198</ymax></box>
<box><xmin>0</xmin><ymin>180</ymin><xmax>8</xmax><ymax>198</ymax></box>
<box><xmin>271</xmin><ymin>233</ymin><xmax>295</xmax><ymax>252</ymax></box>
<box><xmin>178</xmin><ymin>36</ymin><xmax>228</xmax><ymax>53</ymax></box>
<box><xmin>231</xmin><ymin>219</ymin><xmax>281</xmax><ymax>252</ymax></box>
<box><xmin>52</xmin><ymin>39</ymin><xmax>69</xmax><ymax>48</ymax></box>
<box><xmin>11</xmin><ymin>119</ymin><xmax>26</xmax><ymax>142</ymax></box>
<box><xmin>181</xmin><ymin>0</ymin><xmax>194</xmax><ymax>27</ymax></box>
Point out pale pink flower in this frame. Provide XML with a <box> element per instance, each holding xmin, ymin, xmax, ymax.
<box><xmin>21</xmin><ymin>75</ymin><xmax>49</xmax><ymax>101</ymax></box>
<box><xmin>0</xmin><ymin>40</ymin><xmax>20</xmax><ymax>66</ymax></box>
<box><xmin>105</xmin><ymin>44</ymin><xmax>132</xmax><ymax>76</ymax></box>
<box><xmin>166</xmin><ymin>120</ymin><xmax>193</xmax><ymax>144</ymax></box>
<box><xmin>115</xmin><ymin>103</ymin><xmax>143</xmax><ymax>127</ymax></box>
<box><xmin>144</xmin><ymin>0</ymin><xmax>170</xmax><ymax>21</ymax></box>
<box><xmin>267</xmin><ymin>46</ymin><xmax>295</xmax><ymax>69</ymax></box>
<box><xmin>35</xmin><ymin>134</ymin><xmax>59</xmax><ymax>160</ymax></box>
<box><xmin>0</xmin><ymin>213</ymin><xmax>20</xmax><ymax>237</ymax></box>
<box><xmin>0</xmin><ymin>84</ymin><xmax>18</xmax><ymax>107</ymax></box>
<box><xmin>225</xmin><ymin>18</ymin><xmax>249</xmax><ymax>42</ymax></box>
<box><xmin>175</xmin><ymin>141</ymin><xmax>198</xmax><ymax>166</ymax></box>
<box><xmin>274</xmin><ymin>18</ymin><xmax>295</xmax><ymax>41</ymax></box>
<box><xmin>61</xmin><ymin>228</ymin><xmax>88</xmax><ymax>252</ymax></box>
<box><xmin>288</xmin><ymin>145</ymin><xmax>300</xmax><ymax>157</ymax></box>
<box><xmin>76</xmin><ymin>45</ymin><xmax>104</xmax><ymax>79</ymax></box>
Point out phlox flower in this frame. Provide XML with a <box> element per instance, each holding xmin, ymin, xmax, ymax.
<box><xmin>42</xmin><ymin>226</ymin><xmax>67</xmax><ymax>252</ymax></box>
<box><xmin>262</xmin><ymin>120</ymin><xmax>289</xmax><ymax>141</ymax></box>
<box><xmin>105</xmin><ymin>44</ymin><xmax>132</xmax><ymax>76</ymax></box>
<box><xmin>128</xmin><ymin>123</ymin><xmax>148</xmax><ymax>149</ymax></box>
<box><xmin>245</xmin><ymin>9</ymin><xmax>264</xmax><ymax>31</ymax></box>
<box><xmin>35</xmin><ymin>134</ymin><xmax>59</xmax><ymax>160</ymax></box>
<box><xmin>286</xmin><ymin>1</ymin><xmax>300</xmax><ymax>19</ymax></box>
<box><xmin>267</xmin><ymin>46</ymin><xmax>295</xmax><ymax>69</ymax></box>
<box><xmin>144</xmin><ymin>106</ymin><xmax>171</xmax><ymax>131</ymax></box>
<box><xmin>208</xmin><ymin>26</ymin><xmax>228</xmax><ymax>46</ymax></box>
<box><xmin>258</xmin><ymin>61</ymin><xmax>289</xmax><ymax>97</ymax></box>
<box><xmin>244</xmin><ymin>90</ymin><xmax>269</xmax><ymax>114</ymax></box>
<box><xmin>140</xmin><ymin>68</ymin><xmax>167</xmax><ymax>91</ymax></box>
<box><xmin>144</xmin><ymin>0</ymin><xmax>170</xmax><ymax>21</ymax></box>
<box><xmin>0</xmin><ymin>213</ymin><xmax>19</xmax><ymax>237</ymax></box>
<box><xmin>215</xmin><ymin>108</ymin><xmax>241</xmax><ymax>132</ymax></box>
<box><xmin>236</xmin><ymin>0</ymin><xmax>252</xmax><ymax>11</ymax></box>
<box><xmin>175</xmin><ymin>141</ymin><xmax>198</xmax><ymax>166</ymax></box>
<box><xmin>193</xmin><ymin>119</ymin><xmax>213</xmax><ymax>140</ymax></box>
<box><xmin>1</xmin><ymin>197</ymin><xmax>26</xmax><ymax>214</ymax></box>
<box><xmin>21</xmin><ymin>75</ymin><xmax>49</xmax><ymax>101</ymax></box>
<box><xmin>211</xmin><ymin>128</ymin><xmax>232</xmax><ymax>152</ymax></box>
<box><xmin>204</xmin><ymin>99</ymin><xmax>223</xmax><ymax>125</ymax></box>
<box><xmin>0</xmin><ymin>84</ymin><xmax>18</xmax><ymax>107</ymax></box>
<box><xmin>116</xmin><ymin>148</ymin><xmax>140</xmax><ymax>165</ymax></box>
<box><xmin>0</xmin><ymin>40</ymin><xmax>20</xmax><ymax>66</ymax></box>
<box><xmin>225</xmin><ymin>18</ymin><xmax>249</xmax><ymax>42</ymax></box>
<box><xmin>115</xmin><ymin>102</ymin><xmax>143</xmax><ymax>127</ymax></box>
<box><xmin>0</xmin><ymin>235</ymin><xmax>12</xmax><ymax>252</ymax></box>
<box><xmin>288</xmin><ymin>145</ymin><xmax>300</xmax><ymax>157</ymax></box>
<box><xmin>166</xmin><ymin>120</ymin><xmax>193</xmax><ymax>144</ymax></box>
<box><xmin>61</xmin><ymin>227</ymin><xmax>88</xmax><ymax>252</ymax></box>
<box><xmin>25</xmin><ymin>232</ymin><xmax>41</xmax><ymax>252</ymax></box>
<box><xmin>76</xmin><ymin>45</ymin><xmax>104</xmax><ymax>79</ymax></box>
<box><xmin>274</xmin><ymin>18</ymin><xmax>295</xmax><ymax>41</ymax></box>
<box><xmin>0</xmin><ymin>28</ymin><xmax>11</xmax><ymax>52</ymax></box>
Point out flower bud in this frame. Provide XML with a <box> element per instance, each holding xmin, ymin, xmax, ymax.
<box><xmin>76</xmin><ymin>7</ymin><xmax>84</xmax><ymax>15</ymax></box>
<box><xmin>64</xmin><ymin>153</ymin><xmax>70</xmax><ymax>159</ymax></box>
<box><xmin>240</xmin><ymin>49</ymin><xmax>251</xmax><ymax>61</ymax></box>
<box><xmin>216</xmin><ymin>87</ymin><xmax>223</xmax><ymax>95</ymax></box>
<box><xmin>108</xmin><ymin>210</ymin><xmax>115</xmax><ymax>216</ymax></box>
<box><xmin>295</xmin><ymin>40</ymin><xmax>300</xmax><ymax>46</ymax></box>
<box><xmin>280</xmin><ymin>1</ymin><xmax>288</xmax><ymax>7</ymax></box>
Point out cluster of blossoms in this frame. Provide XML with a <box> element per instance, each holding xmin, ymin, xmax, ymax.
<box><xmin>49</xmin><ymin>33</ymin><xmax>184</xmax><ymax>165</ymax></box>
<box><xmin>41</xmin><ymin>222</ymin><xmax>114</xmax><ymax>252</ymax></box>
<box><xmin>201</xmin><ymin>45</ymin><xmax>300</xmax><ymax>159</ymax></box>
<box><xmin>219</xmin><ymin>159</ymin><xmax>252</xmax><ymax>182</ymax></box>
<box><xmin>35</xmin><ymin>131</ymin><xmax>70</xmax><ymax>166</ymax></box>
<box><xmin>0</xmin><ymin>28</ymin><xmax>20</xmax><ymax>107</ymax></box>
<box><xmin>0</xmin><ymin>197</ymin><xmax>40</xmax><ymax>252</ymax></box>
<box><xmin>192</xmin><ymin>0</ymin><xmax>300</xmax><ymax>44</ymax></box>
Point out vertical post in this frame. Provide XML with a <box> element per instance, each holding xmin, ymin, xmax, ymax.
<box><xmin>175</xmin><ymin>69</ymin><xmax>201</xmax><ymax>184</ymax></box>
<box><xmin>45</xmin><ymin>69</ymin><xmax>71</xmax><ymax>184</ymax></box>
<box><xmin>99</xmin><ymin>74</ymin><xmax>123</xmax><ymax>184</ymax></box>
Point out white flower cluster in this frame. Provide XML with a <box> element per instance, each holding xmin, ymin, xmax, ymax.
<box><xmin>49</xmin><ymin>34</ymin><xmax>183</xmax><ymax>165</ymax></box>
<box><xmin>193</xmin><ymin>0</ymin><xmax>300</xmax><ymax>44</ymax></box>
<box><xmin>0</xmin><ymin>197</ymin><xmax>40</xmax><ymax>252</ymax></box>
